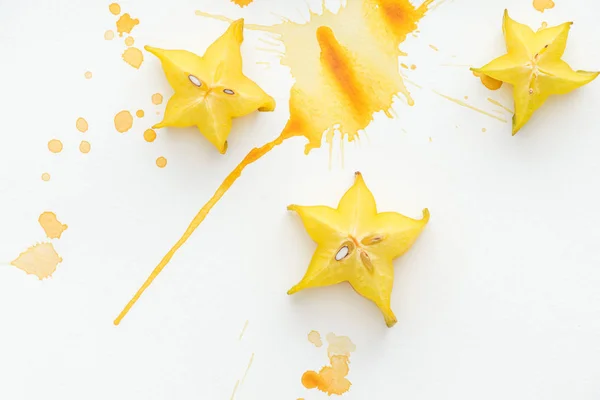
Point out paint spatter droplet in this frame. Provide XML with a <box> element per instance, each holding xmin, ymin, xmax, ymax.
<box><xmin>301</xmin><ymin>333</ymin><xmax>355</xmax><ymax>396</ymax></box>
<box><xmin>144</xmin><ymin>129</ymin><xmax>157</xmax><ymax>142</ymax></box>
<box><xmin>80</xmin><ymin>141</ymin><xmax>91</xmax><ymax>154</ymax></box>
<box><xmin>122</xmin><ymin>47</ymin><xmax>144</xmax><ymax>69</ymax></box>
<box><xmin>11</xmin><ymin>243</ymin><xmax>63</xmax><ymax>280</ymax></box>
<box><xmin>76</xmin><ymin>117</ymin><xmax>88</xmax><ymax>133</ymax></box>
<box><xmin>152</xmin><ymin>93</ymin><xmax>163</xmax><ymax>105</ymax></box>
<box><xmin>104</xmin><ymin>30</ymin><xmax>115</xmax><ymax>40</ymax></box>
<box><xmin>482</xmin><ymin>128</ymin><xmax>487</xmax><ymax>133</ymax></box>
<box><xmin>136</xmin><ymin>109</ymin><xmax>144</xmax><ymax>118</ymax></box>
<box><xmin>231</xmin><ymin>0</ymin><xmax>254</xmax><ymax>6</ymax></box>
<box><xmin>540</xmin><ymin>21</ymin><xmax>548</xmax><ymax>30</ymax></box>
<box><xmin>38</xmin><ymin>212</ymin><xmax>68</xmax><ymax>239</ymax></box>
<box><xmin>116</xmin><ymin>13</ymin><xmax>139</xmax><ymax>37</ymax></box>
<box><xmin>429</xmin><ymin>44</ymin><xmax>439</xmax><ymax>51</ymax></box>
<box><xmin>48</xmin><ymin>139</ymin><xmax>63</xmax><ymax>154</ymax></box>
<box><xmin>473</xmin><ymin>71</ymin><xmax>503</xmax><ymax>90</ymax></box>
<box><xmin>114</xmin><ymin>111</ymin><xmax>134</xmax><ymax>133</ymax></box>
<box><xmin>41</xmin><ymin>173</ymin><xmax>51</xmax><ymax>182</ymax></box>
<box><xmin>84</xmin><ymin>71</ymin><xmax>93</xmax><ymax>79</ymax></box>
<box><xmin>410</xmin><ymin>64</ymin><xmax>417</xmax><ymax>70</ymax></box>
<box><xmin>109</xmin><ymin>3</ymin><xmax>121</xmax><ymax>15</ymax></box>
<box><xmin>125</xmin><ymin>36</ymin><xmax>135</xmax><ymax>47</ymax></box>
<box><xmin>156</xmin><ymin>156</ymin><xmax>167</xmax><ymax>168</ymax></box>
<box><xmin>533</xmin><ymin>0</ymin><xmax>555</xmax><ymax>12</ymax></box>
<box><xmin>308</xmin><ymin>330</ymin><xmax>323</xmax><ymax>347</ymax></box>
<box><xmin>239</xmin><ymin>320</ymin><xmax>249</xmax><ymax>340</ymax></box>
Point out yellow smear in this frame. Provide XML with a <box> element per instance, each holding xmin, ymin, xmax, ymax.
<box><xmin>76</xmin><ymin>117</ymin><xmax>88</xmax><ymax>133</ymax></box>
<box><xmin>429</xmin><ymin>44</ymin><xmax>438</xmax><ymax>51</ymax></box>
<box><xmin>109</xmin><ymin>3</ymin><xmax>121</xmax><ymax>15</ymax></box>
<box><xmin>239</xmin><ymin>320</ymin><xmax>249</xmax><ymax>340</ymax></box>
<box><xmin>156</xmin><ymin>156</ymin><xmax>167</xmax><ymax>168</ymax></box>
<box><xmin>38</xmin><ymin>212</ymin><xmax>68</xmax><ymax>239</ymax></box>
<box><xmin>41</xmin><ymin>173</ymin><xmax>51</xmax><ymax>182</ymax></box>
<box><xmin>487</xmin><ymin>97</ymin><xmax>514</xmax><ymax>114</ymax></box>
<box><xmin>116</xmin><ymin>13</ymin><xmax>139</xmax><ymax>37</ymax></box>
<box><xmin>241</xmin><ymin>353</ymin><xmax>254</xmax><ymax>384</ymax></box>
<box><xmin>473</xmin><ymin>71</ymin><xmax>503</xmax><ymax>90</ymax></box>
<box><xmin>11</xmin><ymin>243</ymin><xmax>62</xmax><ymax>280</ymax></box>
<box><xmin>104</xmin><ymin>30</ymin><xmax>115</xmax><ymax>40</ymax></box>
<box><xmin>84</xmin><ymin>71</ymin><xmax>92</xmax><ymax>79</ymax></box>
<box><xmin>80</xmin><ymin>141</ymin><xmax>91</xmax><ymax>154</ymax></box>
<box><xmin>114</xmin><ymin>111</ymin><xmax>133</xmax><ymax>133</ymax></box>
<box><xmin>122</xmin><ymin>47</ymin><xmax>144</xmax><ymax>69</ymax></box>
<box><xmin>230</xmin><ymin>380</ymin><xmax>239</xmax><ymax>400</ymax></box>
<box><xmin>482</xmin><ymin>128</ymin><xmax>487</xmax><ymax>132</ymax></box>
<box><xmin>152</xmin><ymin>93</ymin><xmax>163</xmax><ymax>105</ymax></box>
<box><xmin>533</xmin><ymin>0</ymin><xmax>555</xmax><ymax>12</ymax></box>
<box><xmin>48</xmin><ymin>139</ymin><xmax>63</xmax><ymax>153</ymax></box>
<box><xmin>434</xmin><ymin>91</ymin><xmax>507</xmax><ymax>122</ymax></box>
<box><xmin>136</xmin><ymin>109</ymin><xmax>145</xmax><ymax>118</ymax></box>
<box><xmin>144</xmin><ymin>129</ymin><xmax>157</xmax><ymax>142</ymax></box>
<box><xmin>231</xmin><ymin>0</ymin><xmax>254</xmax><ymax>6</ymax></box>
<box><xmin>308</xmin><ymin>330</ymin><xmax>323</xmax><ymax>347</ymax></box>
<box><xmin>125</xmin><ymin>36</ymin><xmax>135</xmax><ymax>46</ymax></box>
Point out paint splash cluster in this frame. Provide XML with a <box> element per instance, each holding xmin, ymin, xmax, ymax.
<box><xmin>105</xmin><ymin>3</ymin><xmax>143</xmax><ymax>69</ymax></box>
<box><xmin>8</xmin><ymin>212</ymin><xmax>68</xmax><ymax>280</ymax></box>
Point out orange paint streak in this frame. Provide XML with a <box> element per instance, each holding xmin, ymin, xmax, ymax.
<box><xmin>114</xmin><ymin>133</ymin><xmax>287</xmax><ymax>325</ymax></box>
<box><xmin>231</xmin><ymin>0</ymin><xmax>254</xmax><ymax>6</ymax></box>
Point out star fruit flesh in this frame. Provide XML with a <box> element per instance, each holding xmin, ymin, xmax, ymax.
<box><xmin>145</xmin><ymin>19</ymin><xmax>276</xmax><ymax>153</ymax></box>
<box><xmin>288</xmin><ymin>172</ymin><xmax>430</xmax><ymax>327</ymax></box>
<box><xmin>472</xmin><ymin>10</ymin><xmax>598</xmax><ymax>135</ymax></box>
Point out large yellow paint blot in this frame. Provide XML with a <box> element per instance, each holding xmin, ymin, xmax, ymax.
<box><xmin>11</xmin><ymin>243</ymin><xmax>63</xmax><ymax>280</ymax></box>
<box><xmin>116</xmin><ymin>0</ymin><xmax>434</xmax><ymax>325</ymax></box>
<box><xmin>38</xmin><ymin>212</ymin><xmax>68</xmax><ymax>239</ymax></box>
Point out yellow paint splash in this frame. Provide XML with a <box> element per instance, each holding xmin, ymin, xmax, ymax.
<box><xmin>104</xmin><ymin>30</ymin><xmax>115</xmax><ymax>40</ymax></box>
<box><xmin>308</xmin><ymin>330</ymin><xmax>323</xmax><ymax>347</ymax></box>
<box><xmin>38</xmin><ymin>212</ymin><xmax>68</xmax><ymax>239</ymax></box>
<box><xmin>109</xmin><ymin>3</ymin><xmax>121</xmax><ymax>15</ymax></box>
<box><xmin>156</xmin><ymin>156</ymin><xmax>167</xmax><ymax>168</ymax></box>
<box><xmin>122</xmin><ymin>47</ymin><xmax>144</xmax><ymax>69</ymax></box>
<box><xmin>114</xmin><ymin>110</ymin><xmax>134</xmax><ymax>133</ymax></box>
<box><xmin>473</xmin><ymin>71</ymin><xmax>503</xmax><ymax>90</ymax></box>
<box><xmin>115</xmin><ymin>0</ymin><xmax>435</xmax><ymax>325</ymax></box>
<box><xmin>11</xmin><ymin>243</ymin><xmax>62</xmax><ymax>280</ymax></box>
<box><xmin>125</xmin><ymin>36</ymin><xmax>135</xmax><ymax>47</ymax></box>
<box><xmin>76</xmin><ymin>117</ymin><xmax>88</xmax><ymax>133</ymax></box>
<box><xmin>302</xmin><ymin>333</ymin><xmax>356</xmax><ymax>396</ymax></box>
<box><xmin>533</xmin><ymin>0</ymin><xmax>555</xmax><ymax>12</ymax></box>
<box><xmin>231</xmin><ymin>0</ymin><xmax>255</xmax><ymax>6</ymax></box>
<box><xmin>136</xmin><ymin>109</ymin><xmax>144</xmax><ymax>118</ymax></box>
<box><xmin>116</xmin><ymin>13</ymin><xmax>139</xmax><ymax>37</ymax></box>
<box><xmin>84</xmin><ymin>71</ymin><xmax>93</xmax><ymax>79</ymax></box>
<box><xmin>144</xmin><ymin>129</ymin><xmax>157</xmax><ymax>142</ymax></box>
<box><xmin>80</xmin><ymin>141</ymin><xmax>91</xmax><ymax>154</ymax></box>
<box><xmin>48</xmin><ymin>139</ymin><xmax>63</xmax><ymax>153</ymax></box>
<box><xmin>151</xmin><ymin>93</ymin><xmax>163</xmax><ymax>105</ymax></box>
<box><xmin>41</xmin><ymin>173</ymin><xmax>51</xmax><ymax>182</ymax></box>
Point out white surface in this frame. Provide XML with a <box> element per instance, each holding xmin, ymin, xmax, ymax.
<box><xmin>1</xmin><ymin>0</ymin><xmax>600</xmax><ymax>399</ymax></box>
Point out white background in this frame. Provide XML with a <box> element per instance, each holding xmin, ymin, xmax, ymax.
<box><xmin>1</xmin><ymin>0</ymin><xmax>600</xmax><ymax>399</ymax></box>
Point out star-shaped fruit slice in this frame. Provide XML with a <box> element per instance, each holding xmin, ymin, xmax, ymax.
<box><xmin>145</xmin><ymin>19</ymin><xmax>276</xmax><ymax>153</ymax></box>
<box><xmin>472</xmin><ymin>10</ymin><xmax>598</xmax><ymax>135</ymax></box>
<box><xmin>288</xmin><ymin>172</ymin><xmax>430</xmax><ymax>327</ymax></box>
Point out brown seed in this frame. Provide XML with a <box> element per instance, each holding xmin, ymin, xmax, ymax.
<box><xmin>361</xmin><ymin>234</ymin><xmax>384</xmax><ymax>246</ymax></box>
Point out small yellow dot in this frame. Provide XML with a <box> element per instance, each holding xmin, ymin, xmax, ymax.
<box><xmin>80</xmin><ymin>141</ymin><xmax>91</xmax><ymax>154</ymax></box>
<box><xmin>136</xmin><ymin>110</ymin><xmax>145</xmax><ymax>118</ymax></box>
<box><xmin>109</xmin><ymin>3</ymin><xmax>121</xmax><ymax>15</ymax></box>
<box><xmin>41</xmin><ymin>173</ymin><xmax>51</xmax><ymax>182</ymax></box>
<box><xmin>48</xmin><ymin>139</ymin><xmax>63</xmax><ymax>153</ymax></box>
<box><xmin>144</xmin><ymin>129</ymin><xmax>157</xmax><ymax>142</ymax></box>
<box><xmin>125</xmin><ymin>36</ymin><xmax>135</xmax><ymax>46</ymax></box>
<box><xmin>76</xmin><ymin>117</ymin><xmax>88</xmax><ymax>133</ymax></box>
<box><xmin>84</xmin><ymin>71</ymin><xmax>92</xmax><ymax>79</ymax></box>
<box><xmin>156</xmin><ymin>156</ymin><xmax>167</xmax><ymax>168</ymax></box>
<box><xmin>151</xmin><ymin>93</ymin><xmax>163</xmax><ymax>105</ymax></box>
<box><xmin>482</xmin><ymin>128</ymin><xmax>487</xmax><ymax>133</ymax></box>
<box><xmin>410</xmin><ymin>64</ymin><xmax>417</xmax><ymax>70</ymax></box>
<box><xmin>104</xmin><ymin>30</ymin><xmax>115</xmax><ymax>40</ymax></box>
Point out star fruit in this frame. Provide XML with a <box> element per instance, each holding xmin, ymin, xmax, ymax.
<box><xmin>472</xmin><ymin>10</ymin><xmax>598</xmax><ymax>135</ymax></box>
<box><xmin>288</xmin><ymin>172</ymin><xmax>430</xmax><ymax>327</ymax></box>
<box><xmin>145</xmin><ymin>19</ymin><xmax>276</xmax><ymax>153</ymax></box>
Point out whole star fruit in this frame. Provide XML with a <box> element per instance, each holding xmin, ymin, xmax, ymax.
<box><xmin>472</xmin><ymin>10</ymin><xmax>598</xmax><ymax>135</ymax></box>
<box><xmin>288</xmin><ymin>172</ymin><xmax>430</xmax><ymax>327</ymax></box>
<box><xmin>145</xmin><ymin>18</ymin><xmax>276</xmax><ymax>153</ymax></box>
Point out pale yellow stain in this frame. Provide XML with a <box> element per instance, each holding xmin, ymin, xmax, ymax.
<box><xmin>156</xmin><ymin>156</ymin><xmax>167</xmax><ymax>168</ymax></box>
<box><xmin>38</xmin><ymin>212</ymin><xmax>68</xmax><ymax>239</ymax></box>
<box><xmin>487</xmin><ymin>97</ymin><xmax>514</xmax><ymax>114</ymax></box>
<box><xmin>302</xmin><ymin>333</ymin><xmax>356</xmax><ymax>396</ymax></box>
<box><xmin>143</xmin><ymin>129</ymin><xmax>157</xmax><ymax>142</ymax></box>
<box><xmin>241</xmin><ymin>353</ymin><xmax>254</xmax><ymax>384</ymax></box>
<box><xmin>11</xmin><ymin>243</ymin><xmax>63</xmax><ymax>280</ymax></box>
<box><xmin>125</xmin><ymin>36</ymin><xmax>135</xmax><ymax>46</ymax></box>
<box><xmin>473</xmin><ymin>71</ymin><xmax>503</xmax><ymax>90</ymax></box>
<box><xmin>308</xmin><ymin>330</ymin><xmax>323</xmax><ymax>347</ymax></box>
<box><xmin>434</xmin><ymin>91</ymin><xmax>507</xmax><ymax>122</ymax></box>
<box><xmin>104</xmin><ymin>30</ymin><xmax>115</xmax><ymax>40</ymax></box>
<box><xmin>122</xmin><ymin>47</ymin><xmax>144</xmax><ymax>69</ymax></box>
<box><xmin>230</xmin><ymin>380</ymin><xmax>239</xmax><ymax>400</ymax></box>
<box><xmin>109</xmin><ymin>3</ymin><xmax>121</xmax><ymax>15</ymax></box>
<box><xmin>80</xmin><ymin>141</ymin><xmax>91</xmax><ymax>154</ymax></box>
<box><xmin>136</xmin><ymin>109</ymin><xmax>144</xmax><ymax>118</ymax></box>
<box><xmin>116</xmin><ymin>13</ymin><xmax>139</xmax><ymax>37</ymax></box>
<box><xmin>410</xmin><ymin>64</ymin><xmax>417</xmax><ymax>70</ymax></box>
<box><xmin>533</xmin><ymin>0</ymin><xmax>555</xmax><ymax>12</ymax></box>
<box><xmin>84</xmin><ymin>71</ymin><xmax>92</xmax><ymax>79</ymax></box>
<box><xmin>231</xmin><ymin>0</ymin><xmax>254</xmax><ymax>6</ymax></box>
<box><xmin>41</xmin><ymin>173</ymin><xmax>51</xmax><ymax>182</ymax></box>
<box><xmin>401</xmin><ymin>63</ymin><xmax>409</xmax><ymax>69</ymax></box>
<box><xmin>239</xmin><ymin>320</ymin><xmax>249</xmax><ymax>340</ymax></box>
<box><xmin>429</xmin><ymin>44</ymin><xmax>438</xmax><ymax>51</ymax></box>
<box><xmin>482</xmin><ymin>128</ymin><xmax>487</xmax><ymax>132</ymax></box>
<box><xmin>76</xmin><ymin>117</ymin><xmax>88</xmax><ymax>133</ymax></box>
<box><xmin>114</xmin><ymin>111</ymin><xmax>133</xmax><ymax>133</ymax></box>
<box><xmin>151</xmin><ymin>93</ymin><xmax>163</xmax><ymax>105</ymax></box>
<box><xmin>48</xmin><ymin>139</ymin><xmax>63</xmax><ymax>153</ymax></box>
